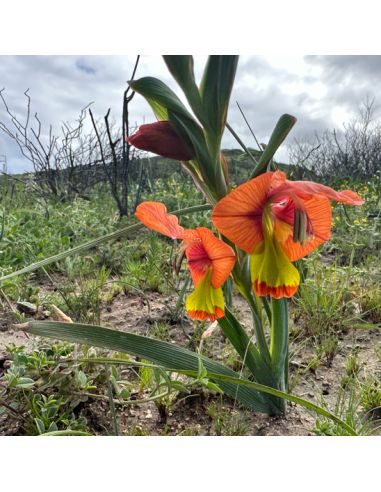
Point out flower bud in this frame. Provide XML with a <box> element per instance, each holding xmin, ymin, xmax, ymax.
<box><xmin>127</xmin><ymin>121</ymin><xmax>195</xmax><ymax>161</ymax></box>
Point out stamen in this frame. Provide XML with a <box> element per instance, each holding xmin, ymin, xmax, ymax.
<box><xmin>299</xmin><ymin>210</ymin><xmax>307</xmax><ymax>245</ymax></box>
<box><xmin>293</xmin><ymin>208</ymin><xmax>300</xmax><ymax>243</ymax></box>
<box><xmin>293</xmin><ymin>208</ymin><xmax>308</xmax><ymax>245</ymax></box>
<box><xmin>173</xmin><ymin>250</ymin><xmax>186</xmax><ymax>275</ymax></box>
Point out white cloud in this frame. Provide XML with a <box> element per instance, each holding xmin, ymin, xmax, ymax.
<box><xmin>1</xmin><ymin>55</ymin><xmax>381</xmax><ymax>172</ymax></box>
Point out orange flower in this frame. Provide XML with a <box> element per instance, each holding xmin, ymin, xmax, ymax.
<box><xmin>127</xmin><ymin>121</ymin><xmax>195</xmax><ymax>161</ymax></box>
<box><xmin>212</xmin><ymin>171</ymin><xmax>364</xmax><ymax>298</ymax></box>
<box><xmin>135</xmin><ymin>202</ymin><xmax>235</xmax><ymax>320</ymax></box>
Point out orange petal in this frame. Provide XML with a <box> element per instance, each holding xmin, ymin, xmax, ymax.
<box><xmin>195</xmin><ymin>228</ymin><xmax>236</xmax><ymax>288</ymax></box>
<box><xmin>185</xmin><ymin>238</ymin><xmax>211</xmax><ymax>286</ymax></box>
<box><xmin>281</xmin><ymin>195</ymin><xmax>332</xmax><ymax>261</ymax></box>
<box><xmin>212</xmin><ymin>172</ymin><xmax>273</xmax><ymax>253</ymax></box>
<box><xmin>185</xmin><ymin>228</ymin><xmax>235</xmax><ymax>288</ymax></box>
<box><xmin>135</xmin><ymin>202</ymin><xmax>184</xmax><ymax>239</ymax></box>
<box><xmin>278</xmin><ymin>179</ymin><xmax>364</xmax><ymax>205</ymax></box>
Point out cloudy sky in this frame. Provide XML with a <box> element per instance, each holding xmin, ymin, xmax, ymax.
<box><xmin>1</xmin><ymin>55</ymin><xmax>380</xmax><ymax>173</ymax></box>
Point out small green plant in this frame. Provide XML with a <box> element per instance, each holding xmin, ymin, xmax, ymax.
<box><xmin>359</xmin><ymin>286</ymin><xmax>381</xmax><ymax>323</ymax></box>
<box><xmin>45</xmin><ymin>266</ymin><xmax>110</xmax><ymax>324</ymax></box>
<box><xmin>124</xmin><ymin>425</ymin><xmax>149</xmax><ymax>436</ymax></box>
<box><xmin>314</xmin><ymin>335</ymin><xmax>340</xmax><ymax>366</ymax></box>
<box><xmin>360</xmin><ymin>377</ymin><xmax>381</xmax><ymax>417</ymax></box>
<box><xmin>207</xmin><ymin>401</ymin><xmax>250</xmax><ymax>436</ymax></box>
<box><xmin>123</xmin><ymin>235</ymin><xmax>173</xmax><ymax>294</ymax></box>
<box><xmin>27</xmin><ymin>394</ymin><xmax>88</xmax><ymax>435</ymax></box>
<box><xmin>0</xmin><ymin>342</ymin><xmax>93</xmax><ymax>435</ymax></box>
<box><xmin>151</xmin><ymin>321</ymin><xmax>171</xmax><ymax>342</ymax></box>
<box><xmin>345</xmin><ymin>351</ymin><xmax>361</xmax><ymax>378</ymax></box>
<box><xmin>293</xmin><ymin>257</ymin><xmax>363</xmax><ymax>341</ymax></box>
<box><xmin>313</xmin><ymin>384</ymin><xmax>380</xmax><ymax>436</ymax></box>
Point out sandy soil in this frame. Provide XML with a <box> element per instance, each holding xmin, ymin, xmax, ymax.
<box><xmin>1</xmin><ymin>289</ymin><xmax>380</xmax><ymax>436</ymax></box>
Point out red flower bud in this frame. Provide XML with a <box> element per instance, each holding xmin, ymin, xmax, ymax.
<box><xmin>127</xmin><ymin>121</ymin><xmax>195</xmax><ymax>161</ymax></box>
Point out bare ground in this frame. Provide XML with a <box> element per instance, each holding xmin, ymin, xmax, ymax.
<box><xmin>1</xmin><ymin>288</ymin><xmax>380</xmax><ymax>436</ymax></box>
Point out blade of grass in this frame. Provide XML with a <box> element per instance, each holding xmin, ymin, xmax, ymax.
<box><xmin>226</xmin><ymin>122</ymin><xmax>259</xmax><ymax>166</ymax></box>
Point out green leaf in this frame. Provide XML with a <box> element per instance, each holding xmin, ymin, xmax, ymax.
<box><xmin>167</xmin><ymin>381</ymin><xmax>189</xmax><ymax>394</ymax></box>
<box><xmin>250</xmin><ymin>114</ymin><xmax>297</xmax><ymax>178</ymax></box>
<box><xmin>189</xmin><ymin>371</ymin><xmax>357</xmax><ymax>436</ymax></box>
<box><xmin>15</xmin><ymin>377</ymin><xmax>35</xmax><ymax>389</ymax></box>
<box><xmin>163</xmin><ymin>56</ymin><xmax>196</xmax><ymax>94</ymax></box>
<box><xmin>47</xmin><ymin>422</ymin><xmax>58</xmax><ymax>433</ymax></box>
<box><xmin>218</xmin><ymin>309</ymin><xmax>264</xmax><ymax>377</ymax></box>
<box><xmin>129</xmin><ymin>76</ymin><xmax>196</xmax><ymax>123</ymax></box>
<box><xmin>40</xmin><ymin>430</ymin><xmax>92</xmax><ymax>436</ymax></box>
<box><xmin>351</xmin><ymin>322</ymin><xmax>381</xmax><ymax>329</ymax></box>
<box><xmin>23</xmin><ymin>320</ymin><xmax>276</xmax><ymax>414</ymax></box>
<box><xmin>34</xmin><ymin>418</ymin><xmax>45</xmax><ymax>435</ymax></box>
<box><xmin>199</xmin><ymin>56</ymin><xmax>239</xmax><ymax>136</ymax></box>
<box><xmin>163</xmin><ymin>56</ymin><xmax>205</xmax><ymax>126</ymax></box>
<box><xmin>75</xmin><ymin>370</ymin><xmax>88</xmax><ymax>388</ymax></box>
<box><xmin>168</xmin><ymin>111</ymin><xmax>215</xmax><ymax>185</ymax></box>
<box><xmin>218</xmin><ymin>308</ymin><xmax>283</xmax><ymax>413</ymax></box>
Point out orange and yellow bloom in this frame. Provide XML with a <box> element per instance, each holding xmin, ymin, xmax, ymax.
<box><xmin>135</xmin><ymin>202</ymin><xmax>235</xmax><ymax>320</ymax></box>
<box><xmin>212</xmin><ymin>171</ymin><xmax>364</xmax><ymax>299</ymax></box>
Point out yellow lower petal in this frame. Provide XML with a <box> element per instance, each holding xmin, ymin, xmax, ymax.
<box><xmin>185</xmin><ymin>269</ymin><xmax>225</xmax><ymax>321</ymax></box>
<box><xmin>250</xmin><ymin>238</ymin><xmax>300</xmax><ymax>298</ymax></box>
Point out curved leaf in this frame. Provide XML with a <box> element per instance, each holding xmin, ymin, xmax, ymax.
<box><xmin>129</xmin><ymin>76</ymin><xmax>196</xmax><ymax>123</ymax></box>
<box><xmin>163</xmin><ymin>56</ymin><xmax>204</xmax><ymax>125</ymax></box>
<box><xmin>23</xmin><ymin>320</ymin><xmax>278</xmax><ymax>414</ymax></box>
<box><xmin>200</xmin><ymin>56</ymin><xmax>239</xmax><ymax>136</ymax></box>
<box><xmin>251</xmin><ymin>114</ymin><xmax>297</xmax><ymax>178</ymax></box>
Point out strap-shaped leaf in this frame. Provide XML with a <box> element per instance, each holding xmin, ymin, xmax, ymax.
<box><xmin>218</xmin><ymin>308</ymin><xmax>285</xmax><ymax>414</ymax></box>
<box><xmin>219</xmin><ymin>309</ymin><xmax>276</xmax><ymax>387</ymax></box>
<box><xmin>163</xmin><ymin>56</ymin><xmax>205</xmax><ymax>126</ymax></box>
<box><xmin>199</xmin><ymin>56</ymin><xmax>239</xmax><ymax>136</ymax></box>
<box><xmin>184</xmin><ymin>371</ymin><xmax>357</xmax><ymax>436</ymax></box>
<box><xmin>168</xmin><ymin>111</ymin><xmax>215</xmax><ymax>187</ymax></box>
<box><xmin>23</xmin><ymin>320</ymin><xmax>277</xmax><ymax>414</ymax></box>
<box><xmin>163</xmin><ymin>56</ymin><xmax>196</xmax><ymax>94</ymax></box>
<box><xmin>250</xmin><ymin>114</ymin><xmax>297</xmax><ymax>178</ymax></box>
<box><xmin>130</xmin><ymin>76</ymin><xmax>196</xmax><ymax>123</ymax></box>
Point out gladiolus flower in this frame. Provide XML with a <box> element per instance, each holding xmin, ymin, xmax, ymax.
<box><xmin>212</xmin><ymin>171</ymin><xmax>364</xmax><ymax>299</ymax></box>
<box><xmin>127</xmin><ymin>121</ymin><xmax>195</xmax><ymax>161</ymax></box>
<box><xmin>135</xmin><ymin>202</ymin><xmax>235</xmax><ymax>320</ymax></box>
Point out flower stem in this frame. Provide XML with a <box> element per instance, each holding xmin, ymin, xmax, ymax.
<box><xmin>232</xmin><ymin>257</ymin><xmax>271</xmax><ymax>365</ymax></box>
<box><xmin>269</xmin><ymin>298</ymin><xmax>289</xmax><ymax>414</ymax></box>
